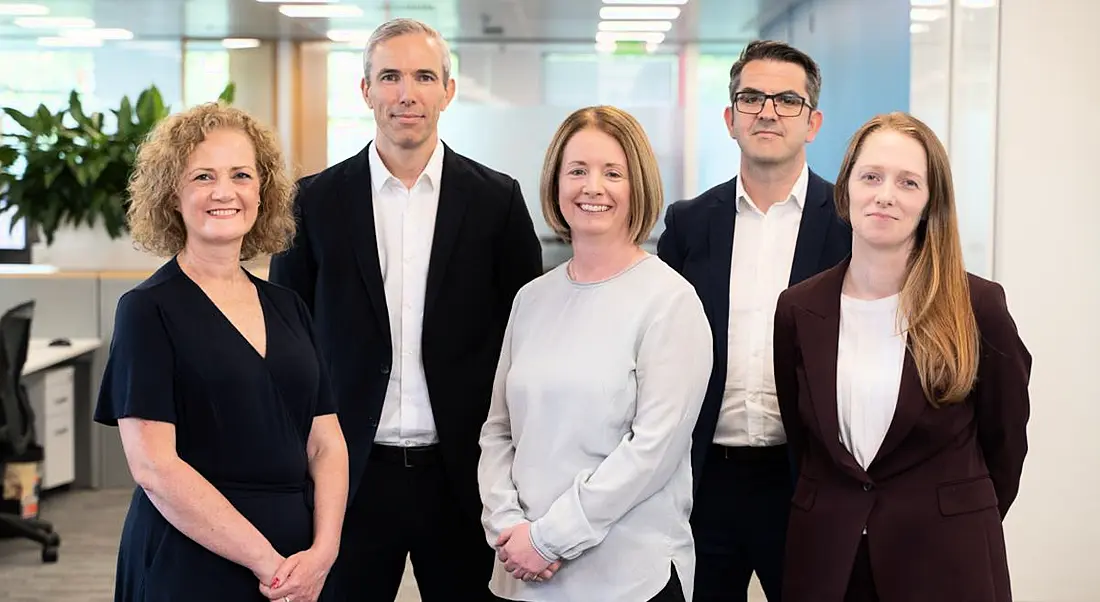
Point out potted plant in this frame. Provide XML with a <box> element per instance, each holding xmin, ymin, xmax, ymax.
<box><xmin>0</xmin><ymin>83</ymin><xmax>235</xmax><ymax>245</ymax></box>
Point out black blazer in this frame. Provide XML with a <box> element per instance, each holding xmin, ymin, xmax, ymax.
<box><xmin>656</xmin><ymin>169</ymin><xmax>851</xmax><ymax>484</ymax></box>
<box><xmin>268</xmin><ymin>142</ymin><xmax>543</xmax><ymax>521</ymax></box>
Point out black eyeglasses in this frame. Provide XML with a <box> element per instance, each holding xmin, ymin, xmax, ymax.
<box><xmin>734</xmin><ymin>91</ymin><xmax>810</xmax><ymax>117</ymax></box>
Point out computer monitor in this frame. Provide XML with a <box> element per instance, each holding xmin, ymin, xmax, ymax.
<box><xmin>0</xmin><ymin>201</ymin><xmax>30</xmax><ymax>264</ymax></box>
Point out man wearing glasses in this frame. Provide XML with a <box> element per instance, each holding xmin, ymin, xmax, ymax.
<box><xmin>657</xmin><ymin>40</ymin><xmax>851</xmax><ymax>601</ymax></box>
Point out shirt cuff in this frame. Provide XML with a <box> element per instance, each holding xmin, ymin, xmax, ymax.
<box><xmin>528</xmin><ymin>521</ymin><xmax>558</xmax><ymax>562</ymax></box>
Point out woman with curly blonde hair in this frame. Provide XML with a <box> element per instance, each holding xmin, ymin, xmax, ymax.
<box><xmin>94</xmin><ymin>102</ymin><xmax>348</xmax><ymax>602</ymax></box>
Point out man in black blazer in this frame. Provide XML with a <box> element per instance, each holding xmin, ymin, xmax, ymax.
<box><xmin>657</xmin><ymin>41</ymin><xmax>851</xmax><ymax>602</ymax></box>
<box><xmin>268</xmin><ymin>18</ymin><xmax>542</xmax><ymax>602</ymax></box>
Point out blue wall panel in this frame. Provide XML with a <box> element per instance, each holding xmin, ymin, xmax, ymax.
<box><xmin>762</xmin><ymin>0</ymin><xmax>911</xmax><ymax>183</ymax></box>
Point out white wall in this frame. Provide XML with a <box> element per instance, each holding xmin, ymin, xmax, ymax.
<box><xmin>996</xmin><ymin>1</ymin><xmax>1100</xmax><ymax>600</ymax></box>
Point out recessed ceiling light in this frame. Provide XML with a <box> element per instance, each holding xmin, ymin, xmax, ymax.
<box><xmin>602</xmin><ymin>0</ymin><xmax>687</xmax><ymax>4</ymax></box>
<box><xmin>60</xmin><ymin>27</ymin><xmax>133</xmax><ymax>40</ymax></box>
<box><xmin>598</xmin><ymin>20</ymin><xmax>672</xmax><ymax>32</ymax></box>
<box><xmin>15</xmin><ymin>16</ymin><xmax>95</xmax><ymax>28</ymax></box>
<box><xmin>595</xmin><ymin>31</ymin><xmax>666</xmax><ymax>44</ymax></box>
<box><xmin>278</xmin><ymin>4</ymin><xmax>362</xmax><ymax>18</ymax></box>
<box><xmin>0</xmin><ymin>3</ymin><xmax>48</xmax><ymax>16</ymax></box>
<box><xmin>37</xmin><ymin>36</ymin><xmax>102</xmax><ymax>47</ymax></box>
<box><xmin>222</xmin><ymin>38</ymin><xmax>262</xmax><ymax>49</ymax></box>
<box><xmin>599</xmin><ymin>6</ymin><xmax>680</xmax><ymax>20</ymax></box>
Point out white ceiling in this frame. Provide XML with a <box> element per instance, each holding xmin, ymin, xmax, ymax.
<box><xmin>0</xmin><ymin>0</ymin><xmax>781</xmax><ymax>44</ymax></box>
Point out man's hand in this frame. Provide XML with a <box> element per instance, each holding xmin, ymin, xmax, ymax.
<box><xmin>495</xmin><ymin>523</ymin><xmax>560</xmax><ymax>582</ymax></box>
<box><xmin>258</xmin><ymin>547</ymin><xmax>336</xmax><ymax>602</ymax></box>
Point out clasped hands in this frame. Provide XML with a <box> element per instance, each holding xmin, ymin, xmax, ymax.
<box><xmin>255</xmin><ymin>546</ymin><xmax>336</xmax><ymax>602</ymax></box>
<box><xmin>496</xmin><ymin>522</ymin><xmax>563</xmax><ymax>584</ymax></box>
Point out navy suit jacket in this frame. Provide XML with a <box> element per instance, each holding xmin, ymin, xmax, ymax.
<box><xmin>268</xmin><ymin>142</ymin><xmax>543</xmax><ymax>521</ymax></box>
<box><xmin>656</xmin><ymin>169</ymin><xmax>852</xmax><ymax>485</ymax></box>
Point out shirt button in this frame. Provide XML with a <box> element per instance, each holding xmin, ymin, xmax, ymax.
<box><xmin>380</xmin><ymin>364</ymin><xmax>391</xmax><ymax>375</ymax></box>
<box><xmin>863</xmin><ymin>482</ymin><xmax>874</xmax><ymax>491</ymax></box>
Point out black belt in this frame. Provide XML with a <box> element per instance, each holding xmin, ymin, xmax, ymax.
<box><xmin>371</xmin><ymin>443</ymin><xmax>440</xmax><ymax>468</ymax></box>
<box><xmin>711</xmin><ymin>443</ymin><xmax>789</xmax><ymax>462</ymax></box>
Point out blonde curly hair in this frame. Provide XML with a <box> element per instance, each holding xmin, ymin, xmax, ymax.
<box><xmin>126</xmin><ymin>103</ymin><xmax>296</xmax><ymax>260</ymax></box>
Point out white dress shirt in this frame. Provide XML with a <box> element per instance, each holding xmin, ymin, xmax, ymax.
<box><xmin>478</xmin><ymin>257</ymin><xmax>713</xmax><ymax>602</ymax></box>
<box><xmin>369</xmin><ymin>139</ymin><xmax>445</xmax><ymax>447</ymax></box>
<box><xmin>714</xmin><ymin>163</ymin><xmax>808</xmax><ymax>447</ymax></box>
<box><xmin>836</xmin><ymin>293</ymin><xmax>906</xmax><ymax>470</ymax></box>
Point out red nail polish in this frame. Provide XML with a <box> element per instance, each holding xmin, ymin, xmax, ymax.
<box><xmin>271</xmin><ymin>578</ymin><xmax>280</xmax><ymax>587</ymax></box>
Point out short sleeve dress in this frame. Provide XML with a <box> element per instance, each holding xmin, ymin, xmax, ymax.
<box><xmin>93</xmin><ymin>257</ymin><xmax>337</xmax><ymax>601</ymax></box>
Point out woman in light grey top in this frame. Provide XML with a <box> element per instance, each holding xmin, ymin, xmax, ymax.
<box><xmin>478</xmin><ymin>106</ymin><xmax>713</xmax><ymax>602</ymax></box>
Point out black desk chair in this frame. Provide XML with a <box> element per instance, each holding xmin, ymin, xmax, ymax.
<box><xmin>0</xmin><ymin>300</ymin><xmax>61</xmax><ymax>563</ymax></box>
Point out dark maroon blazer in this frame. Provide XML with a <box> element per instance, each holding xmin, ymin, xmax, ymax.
<box><xmin>773</xmin><ymin>258</ymin><xmax>1032</xmax><ymax>602</ymax></box>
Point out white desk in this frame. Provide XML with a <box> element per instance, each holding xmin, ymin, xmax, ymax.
<box><xmin>20</xmin><ymin>337</ymin><xmax>103</xmax><ymax>490</ymax></box>
<box><xmin>24</xmin><ymin>338</ymin><xmax>102</xmax><ymax>376</ymax></box>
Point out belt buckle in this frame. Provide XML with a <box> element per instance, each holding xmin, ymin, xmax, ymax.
<box><xmin>402</xmin><ymin>446</ymin><xmax>413</xmax><ymax>468</ymax></box>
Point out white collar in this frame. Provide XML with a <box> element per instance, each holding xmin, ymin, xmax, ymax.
<box><xmin>368</xmin><ymin>137</ymin><xmax>445</xmax><ymax>193</ymax></box>
<box><xmin>735</xmin><ymin>162</ymin><xmax>809</xmax><ymax>213</ymax></box>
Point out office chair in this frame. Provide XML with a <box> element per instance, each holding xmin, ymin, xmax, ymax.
<box><xmin>0</xmin><ymin>300</ymin><xmax>60</xmax><ymax>563</ymax></box>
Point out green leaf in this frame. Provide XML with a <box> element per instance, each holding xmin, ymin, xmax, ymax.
<box><xmin>116</xmin><ymin>96</ymin><xmax>134</xmax><ymax>135</ymax></box>
<box><xmin>44</xmin><ymin>163</ymin><xmax>64</xmax><ymax>188</ymax></box>
<box><xmin>35</xmin><ymin>104</ymin><xmax>55</xmax><ymax>129</ymax></box>
<box><xmin>68</xmin><ymin>90</ymin><xmax>99</xmax><ymax>134</ymax></box>
<box><xmin>40</xmin><ymin>194</ymin><xmax>62</xmax><ymax>244</ymax></box>
<box><xmin>3</xmin><ymin>107</ymin><xmax>37</xmax><ymax>132</ymax></box>
<box><xmin>86</xmin><ymin>154</ymin><xmax>111</xmax><ymax>182</ymax></box>
<box><xmin>136</xmin><ymin>85</ymin><xmax>166</xmax><ymax>126</ymax></box>
<box><xmin>0</xmin><ymin>144</ymin><xmax>17</xmax><ymax>167</ymax></box>
<box><xmin>218</xmin><ymin>82</ymin><xmax>236</xmax><ymax>104</ymax></box>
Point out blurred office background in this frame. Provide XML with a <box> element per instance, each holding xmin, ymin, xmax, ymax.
<box><xmin>0</xmin><ymin>0</ymin><xmax>1096</xmax><ymax>600</ymax></box>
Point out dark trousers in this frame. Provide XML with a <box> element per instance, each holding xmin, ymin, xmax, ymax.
<box><xmin>328</xmin><ymin>444</ymin><xmax>501</xmax><ymax>602</ymax></box>
<box><xmin>648</xmin><ymin>565</ymin><xmax>686</xmax><ymax>602</ymax></box>
<box><xmin>844</xmin><ymin>536</ymin><xmax>880</xmax><ymax>602</ymax></box>
<box><xmin>691</xmin><ymin>444</ymin><xmax>793</xmax><ymax>602</ymax></box>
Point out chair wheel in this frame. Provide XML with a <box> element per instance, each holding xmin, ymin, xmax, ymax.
<box><xmin>42</xmin><ymin>546</ymin><xmax>59</xmax><ymax>563</ymax></box>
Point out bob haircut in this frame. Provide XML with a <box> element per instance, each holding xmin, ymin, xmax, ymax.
<box><xmin>127</xmin><ymin>102</ymin><xmax>296</xmax><ymax>261</ymax></box>
<box><xmin>539</xmin><ymin>105</ymin><xmax>663</xmax><ymax>245</ymax></box>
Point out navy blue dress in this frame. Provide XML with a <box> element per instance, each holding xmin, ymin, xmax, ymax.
<box><xmin>94</xmin><ymin>258</ymin><xmax>337</xmax><ymax>601</ymax></box>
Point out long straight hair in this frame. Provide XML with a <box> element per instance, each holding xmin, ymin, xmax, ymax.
<box><xmin>834</xmin><ymin>112</ymin><xmax>978</xmax><ymax>405</ymax></box>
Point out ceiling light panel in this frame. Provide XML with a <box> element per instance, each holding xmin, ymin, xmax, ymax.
<box><xmin>599</xmin><ymin>20</ymin><xmax>672</xmax><ymax>32</ymax></box>
<box><xmin>602</xmin><ymin>0</ymin><xmax>687</xmax><ymax>4</ymax></box>
<box><xmin>0</xmin><ymin>3</ymin><xmax>48</xmax><ymax>16</ymax></box>
<box><xmin>278</xmin><ymin>4</ymin><xmax>363</xmax><ymax>18</ymax></box>
<box><xmin>599</xmin><ymin>6</ymin><xmax>681</xmax><ymax>20</ymax></box>
<box><xmin>14</xmin><ymin>16</ymin><xmax>95</xmax><ymax>28</ymax></box>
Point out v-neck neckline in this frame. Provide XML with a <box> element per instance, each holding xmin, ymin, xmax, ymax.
<box><xmin>173</xmin><ymin>256</ymin><xmax>270</xmax><ymax>361</ymax></box>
